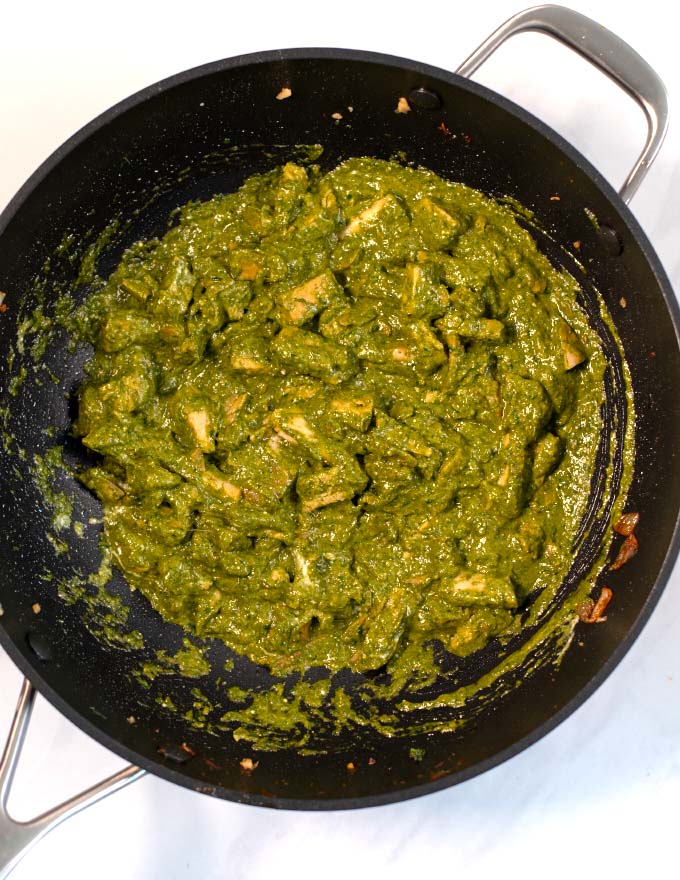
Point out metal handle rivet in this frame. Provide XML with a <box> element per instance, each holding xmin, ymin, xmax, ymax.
<box><xmin>25</xmin><ymin>632</ymin><xmax>52</xmax><ymax>662</ymax></box>
<box><xmin>408</xmin><ymin>88</ymin><xmax>442</xmax><ymax>110</ymax></box>
<box><xmin>157</xmin><ymin>744</ymin><xmax>193</xmax><ymax>764</ymax></box>
<box><xmin>597</xmin><ymin>225</ymin><xmax>624</xmax><ymax>257</ymax></box>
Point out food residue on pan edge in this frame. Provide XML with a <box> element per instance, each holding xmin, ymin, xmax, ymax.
<box><xmin>577</xmin><ymin>586</ymin><xmax>613</xmax><ymax>624</ymax></box>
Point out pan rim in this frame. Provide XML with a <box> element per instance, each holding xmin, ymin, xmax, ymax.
<box><xmin>1</xmin><ymin>45</ymin><xmax>680</xmax><ymax>809</ymax></box>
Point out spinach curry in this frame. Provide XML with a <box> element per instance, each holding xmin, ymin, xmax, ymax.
<box><xmin>74</xmin><ymin>157</ymin><xmax>607</xmax><ymax>681</ymax></box>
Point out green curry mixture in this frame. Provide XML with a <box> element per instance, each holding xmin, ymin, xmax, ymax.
<box><xmin>74</xmin><ymin>157</ymin><xmax>605</xmax><ymax>679</ymax></box>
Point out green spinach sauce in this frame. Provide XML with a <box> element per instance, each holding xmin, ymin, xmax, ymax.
<box><xmin>74</xmin><ymin>157</ymin><xmax>612</xmax><ymax>699</ymax></box>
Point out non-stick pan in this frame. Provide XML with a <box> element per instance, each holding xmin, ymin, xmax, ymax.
<box><xmin>1</xmin><ymin>5</ymin><xmax>679</xmax><ymax>876</ymax></box>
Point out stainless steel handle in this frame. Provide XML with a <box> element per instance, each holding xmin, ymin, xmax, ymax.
<box><xmin>457</xmin><ymin>4</ymin><xmax>669</xmax><ymax>204</ymax></box>
<box><xmin>0</xmin><ymin>678</ymin><xmax>145</xmax><ymax>880</ymax></box>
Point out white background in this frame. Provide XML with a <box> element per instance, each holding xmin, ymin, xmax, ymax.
<box><xmin>1</xmin><ymin>1</ymin><xmax>679</xmax><ymax>878</ymax></box>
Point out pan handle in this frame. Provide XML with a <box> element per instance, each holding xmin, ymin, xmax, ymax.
<box><xmin>456</xmin><ymin>4</ymin><xmax>669</xmax><ymax>204</ymax></box>
<box><xmin>0</xmin><ymin>678</ymin><xmax>145</xmax><ymax>880</ymax></box>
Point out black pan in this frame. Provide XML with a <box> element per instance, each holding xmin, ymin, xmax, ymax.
<box><xmin>0</xmin><ymin>3</ymin><xmax>679</xmax><ymax>838</ymax></box>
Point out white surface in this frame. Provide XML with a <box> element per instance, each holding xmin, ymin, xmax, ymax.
<box><xmin>1</xmin><ymin>1</ymin><xmax>679</xmax><ymax>878</ymax></box>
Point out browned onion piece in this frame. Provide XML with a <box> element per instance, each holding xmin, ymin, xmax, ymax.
<box><xmin>610</xmin><ymin>533</ymin><xmax>639</xmax><ymax>570</ymax></box>
<box><xmin>578</xmin><ymin>587</ymin><xmax>613</xmax><ymax>624</ymax></box>
<box><xmin>614</xmin><ymin>512</ymin><xmax>640</xmax><ymax>536</ymax></box>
